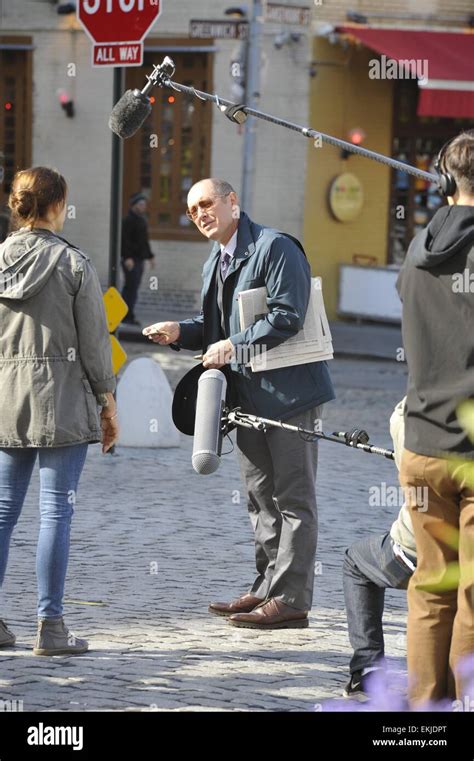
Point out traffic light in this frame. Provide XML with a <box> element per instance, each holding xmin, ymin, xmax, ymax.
<box><xmin>341</xmin><ymin>128</ymin><xmax>367</xmax><ymax>160</ymax></box>
<box><xmin>348</xmin><ymin>128</ymin><xmax>366</xmax><ymax>146</ymax></box>
<box><xmin>57</xmin><ymin>89</ymin><xmax>75</xmax><ymax>118</ymax></box>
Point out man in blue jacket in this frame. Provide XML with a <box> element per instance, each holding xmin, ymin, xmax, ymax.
<box><xmin>144</xmin><ymin>178</ymin><xmax>335</xmax><ymax>629</ymax></box>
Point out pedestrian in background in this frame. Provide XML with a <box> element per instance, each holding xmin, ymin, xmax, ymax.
<box><xmin>0</xmin><ymin>167</ymin><xmax>119</xmax><ymax>656</ymax></box>
<box><xmin>0</xmin><ymin>205</ymin><xmax>10</xmax><ymax>243</ymax></box>
<box><xmin>121</xmin><ymin>192</ymin><xmax>154</xmax><ymax>326</ymax></box>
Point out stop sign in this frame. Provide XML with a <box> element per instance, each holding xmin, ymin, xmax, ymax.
<box><xmin>77</xmin><ymin>0</ymin><xmax>162</xmax><ymax>66</ymax></box>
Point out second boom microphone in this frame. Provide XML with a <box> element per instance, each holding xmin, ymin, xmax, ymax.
<box><xmin>108</xmin><ymin>89</ymin><xmax>152</xmax><ymax>139</ymax></box>
<box><xmin>108</xmin><ymin>56</ymin><xmax>175</xmax><ymax>139</ymax></box>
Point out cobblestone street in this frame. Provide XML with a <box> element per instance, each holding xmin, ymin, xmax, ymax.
<box><xmin>0</xmin><ymin>348</ymin><xmax>408</xmax><ymax>712</ymax></box>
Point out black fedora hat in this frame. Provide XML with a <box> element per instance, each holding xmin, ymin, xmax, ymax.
<box><xmin>172</xmin><ymin>363</ymin><xmax>232</xmax><ymax>436</ymax></box>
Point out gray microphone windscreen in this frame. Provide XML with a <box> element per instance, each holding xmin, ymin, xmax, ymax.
<box><xmin>192</xmin><ymin>369</ymin><xmax>227</xmax><ymax>475</ymax></box>
<box><xmin>108</xmin><ymin>89</ymin><xmax>152</xmax><ymax>139</ymax></box>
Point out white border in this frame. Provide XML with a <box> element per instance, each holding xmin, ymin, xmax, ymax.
<box><xmin>92</xmin><ymin>41</ymin><xmax>144</xmax><ymax>68</ymax></box>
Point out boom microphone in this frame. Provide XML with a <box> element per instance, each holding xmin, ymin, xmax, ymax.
<box><xmin>108</xmin><ymin>56</ymin><xmax>176</xmax><ymax>139</ymax></box>
<box><xmin>192</xmin><ymin>369</ymin><xmax>227</xmax><ymax>475</ymax></box>
<box><xmin>108</xmin><ymin>89</ymin><xmax>152</xmax><ymax>139</ymax></box>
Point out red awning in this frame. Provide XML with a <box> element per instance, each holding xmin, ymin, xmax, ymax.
<box><xmin>337</xmin><ymin>26</ymin><xmax>474</xmax><ymax>119</ymax></box>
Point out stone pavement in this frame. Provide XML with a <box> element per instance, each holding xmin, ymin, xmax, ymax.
<box><xmin>0</xmin><ymin>347</ymin><xmax>408</xmax><ymax>712</ymax></box>
<box><xmin>329</xmin><ymin>321</ymin><xmax>403</xmax><ymax>362</ymax></box>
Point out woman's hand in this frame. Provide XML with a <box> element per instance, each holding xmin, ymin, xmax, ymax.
<box><xmin>100</xmin><ymin>394</ymin><xmax>119</xmax><ymax>453</ymax></box>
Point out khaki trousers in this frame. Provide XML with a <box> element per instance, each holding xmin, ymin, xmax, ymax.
<box><xmin>399</xmin><ymin>448</ymin><xmax>474</xmax><ymax>705</ymax></box>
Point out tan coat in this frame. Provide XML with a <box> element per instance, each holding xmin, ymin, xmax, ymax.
<box><xmin>0</xmin><ymin>228</ymin><xmax>115</xmax><ymax>447</ymax></box>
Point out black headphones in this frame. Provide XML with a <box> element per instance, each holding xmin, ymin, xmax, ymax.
<box><xmin>434</xmin><ymin>138</ymin><xmax>457</xmax><ymax>197</ymax></box>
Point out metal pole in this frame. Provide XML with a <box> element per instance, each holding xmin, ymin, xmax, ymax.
<box><xmin>109</xmin><ymin>67</ymin><xmax>124</xmax><ymax>288</ymax></box>
<box><xmin>241</xmin><ymin>0</ymin><xmax>263</xmax><ymax>215</ymax></box>
<box><xmin>108</xmin><ymin>67</ymin><xmax>125</xmax><ymax>457</ymax></box>
<box><xmin>161</xmin><ymin>76</ymin><xmax>439</xmax><ymax>183</ymax></box>
<box><xmin>227</xmin><ymin>411</ymin><xmax>395</xmax><ymax>460</ymax></box>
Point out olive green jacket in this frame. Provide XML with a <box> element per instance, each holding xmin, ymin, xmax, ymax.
<box><xmin>0</xmin><ymin>228</ymin><xmax>116</xmax><ymax>447</ymax></box>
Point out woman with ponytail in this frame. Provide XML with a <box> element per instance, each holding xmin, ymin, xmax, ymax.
<box><xmin>0</xmin><ymin>167</ymin><xmax>119</xmax><ymax>655</ymax></box>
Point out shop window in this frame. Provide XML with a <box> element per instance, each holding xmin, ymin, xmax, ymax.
<box><xmin>123</xmin><ymin>48</ymin><xmax>213</xmax><ymax>241</ymax></box>
<box><xmin>0</xmin><ymin>41</ymin><xmax>33</xmax><ymax>239</ymax></box>
<box><xmin>388</xmin><ymin>80</ymin><xmax>471</xmax><ymax>265</ymax></box>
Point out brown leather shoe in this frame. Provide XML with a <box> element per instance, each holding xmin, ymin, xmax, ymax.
<box><xmin>209</xmin><ymin>594</ymin><xmax>264</xmax><ymax>617</ymax></box>
<box><xmin>228</xmin><ymin>598</ymin><xmax>308</xmax><ymax>629</ymax></box>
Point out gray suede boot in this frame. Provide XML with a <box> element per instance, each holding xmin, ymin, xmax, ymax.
<box><xmin>0</xmin><ymin>619</ymin><xmax>16</xmax><ymax>648</ymax></box>
<box><xmin>33</xmin><ymin>617</ymin><xmax>88</xmax><ymax>656</ymax></box>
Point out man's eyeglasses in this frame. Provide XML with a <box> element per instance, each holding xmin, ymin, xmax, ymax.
<box><xmin>186</xmin><ymin>193</ymin><xmax>230</xmax><ymax>222</ymax></box>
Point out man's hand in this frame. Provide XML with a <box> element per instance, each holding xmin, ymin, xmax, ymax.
<box><xmin>147</xmin><ymin>258</ymin><xmax>156</xmax><ymax>271</ymax></box>
<box><xmin>123</xmin><ymin>258</ymin><xmax>135</xmax><ymax>271</ymax></box>
<box><xmin>143</xmin><ymin>321</ymin><xmax>180</xmax><ymax>345</ymax></box>
<box><xmin>203</xmin><ymin>339</ymin><xmax>235</xmax><ymax>369</ymax></box>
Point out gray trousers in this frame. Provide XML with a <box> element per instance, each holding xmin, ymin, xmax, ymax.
<box><xmin>236</xmin><ymin>405</ymin><xmax>322</xmax><ymax>611</ymax></box>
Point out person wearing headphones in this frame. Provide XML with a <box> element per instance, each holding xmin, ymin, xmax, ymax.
<box><xmin>397</xmin><ymin>130</ymin><xmax>474</xmax><ymax>706</ymax></box>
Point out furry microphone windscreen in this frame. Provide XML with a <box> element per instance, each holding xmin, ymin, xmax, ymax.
<box><xmin>192</xmin><ymin>369</ymin><xmax>228</xmax><ymax>475</ymax></box>
<box><xmin>108</xmin><ymin>89</ymin><xmax>152</xmax><ymax>139</ymax></box>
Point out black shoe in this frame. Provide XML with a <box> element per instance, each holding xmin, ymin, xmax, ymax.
<box><xmin>343</xmin><ymin>670</ymin><xmax>371</xmax><ymax>699</ymax></box>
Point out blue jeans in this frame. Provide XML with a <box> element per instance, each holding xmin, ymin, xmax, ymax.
<box><xmin>343</xmin><ymin>532</ymin><xmax>416</xmax><ymax>675</ymax></box>
<box><xmin>0</xmin><ymin>444</ymin><xmax>88</xmax><ymax>619</ymax></box>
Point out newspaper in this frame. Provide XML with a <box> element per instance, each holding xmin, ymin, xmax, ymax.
<box><xmin>237</xmin><ymin>277</ymin><xmax>334</xmax><ymax>372</ymax></box>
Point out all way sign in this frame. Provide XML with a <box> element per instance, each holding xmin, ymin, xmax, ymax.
<box><xmin>77</xmin><ymin>0</ymin><xmax>162</xmax><ymax>68</ymax></box>
<box><xmin>93</xmin><ymin>42</ymin><xmax>143</xmax><ymax>65</ymax></box>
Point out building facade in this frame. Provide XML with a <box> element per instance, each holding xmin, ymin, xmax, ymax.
<box><xmin>1</xmin><ymin>0</ymin><xmax>472</xmax><ymax>325</ymax></box>
<box><xmin>304</xmin><ymin>0</ymin><xmax>473</xmax><ymax>319</ymax></box>
<box><xmin>0</xmin><ymin>0</ymin><xmax>314</xmax><ymax>325</ymax></box>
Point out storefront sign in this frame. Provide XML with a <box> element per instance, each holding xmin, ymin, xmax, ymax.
<box><xmin>329</xmin><ymin>172</ymin><xmax>364</xmax><ymax>222</ymax></box>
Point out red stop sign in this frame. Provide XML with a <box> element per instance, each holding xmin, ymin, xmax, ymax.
<box><xmin>77</xmin><ymin>0</ymin><xmax>161</xmax><ymax>44</ymax></box>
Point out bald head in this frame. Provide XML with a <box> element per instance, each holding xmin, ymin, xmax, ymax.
<box><xmin>187</xmin><ymin>178</ymin><xmax>240</xmax><ymax>245</ymax></box>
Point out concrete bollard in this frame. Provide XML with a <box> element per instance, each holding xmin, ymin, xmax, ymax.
<box><xmin>117</xmin><ymin>356</ymin><xmax>180</xmax><ymax>447</ymax></box>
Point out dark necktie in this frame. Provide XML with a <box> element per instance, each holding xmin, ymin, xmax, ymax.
<box><xmin>220</xmin><ymin>251</ymin><xmax>231</xmax><ymax>280</ymax></box>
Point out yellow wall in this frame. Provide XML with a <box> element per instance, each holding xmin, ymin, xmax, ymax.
<box><xmin>303</xmin><ymin>38</ymin><xmax>394</xmax><ymax>319</ymax></box>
